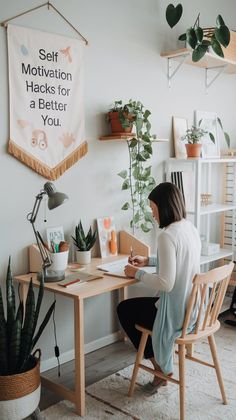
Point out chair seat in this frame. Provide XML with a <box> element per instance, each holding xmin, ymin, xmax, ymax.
<box><xmin>176</xmin><ymin>320</ymin><xmax>221</xmax><ymax>344</ymax></box>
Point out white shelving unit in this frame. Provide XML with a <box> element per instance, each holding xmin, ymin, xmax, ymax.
<box><xmin>165</xmin><ymin>157</ymin><xmax>236</xmax><ymax>266</ymax></box>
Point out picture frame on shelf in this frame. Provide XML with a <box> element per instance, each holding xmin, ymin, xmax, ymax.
<box><xmin>97</xmin><ymin>216</ymin><xmax>117</xmax><ymax>258</ymax></box>
<box><xmin>194</xmin><ymin>110</ymin><xmax>220</xmax><ymax>158</ymax></box>
<box><xmin>46</xmin><ymin>226</ymin><xmax>64</xmax><ymax>249</ymax></box>
<box><xmin>172</xmin><ymin>116</ymin><xmax>188</xmax><ymax>159</ymax></box>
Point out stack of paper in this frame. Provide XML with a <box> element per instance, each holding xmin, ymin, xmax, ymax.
<box><xmin>97</xmin><ymin>258</ymin><xmax>155</xmax><ymax>278</ymax></box>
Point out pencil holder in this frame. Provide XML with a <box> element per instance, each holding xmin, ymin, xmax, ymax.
<box><xmin>48</xmin><ymin>251</ymin><xmax>69</xmax><ymax>272</ymax></box>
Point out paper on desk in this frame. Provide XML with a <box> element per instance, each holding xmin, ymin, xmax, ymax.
<box><xmin>97</xmin><ymin>259</ymin><xmax>155</xmax><ymax>278</ymax></box>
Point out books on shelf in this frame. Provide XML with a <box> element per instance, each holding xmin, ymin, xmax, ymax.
<box><xmin>58</xmin><ymin>272</ymin><xmax>103</xmax><ymax>288</ymax></box>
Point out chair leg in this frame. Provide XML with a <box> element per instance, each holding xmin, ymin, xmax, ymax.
<box><xmin>128</xmin><ymin>331</ymin><xmax>149</xmax><ymax>397</ymax></box>
<box><xmin>208</xmin><ymin>334</ymin><xmax>227</xmax><ymax>405</ymax></box>
<box><xmin>186</xmin><ymin>344</ymin><xmax>193</xmax><ymax>357</ymax></box>
<box><xmin>178</xmin><ymin>344</ymin><xmax>185</xmax><ymax>420</ymax></box>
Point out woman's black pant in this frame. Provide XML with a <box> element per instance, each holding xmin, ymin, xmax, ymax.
<box><xmin>117</xmin><ymin>297</ymin><xmax>158</xmax><ymax>359</ymax></box>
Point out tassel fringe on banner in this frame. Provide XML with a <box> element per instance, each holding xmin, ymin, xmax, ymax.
<box><xmin>8</xmin><ymin>139</ymin><xmax>88</xmax><ymax>180</ymax></box>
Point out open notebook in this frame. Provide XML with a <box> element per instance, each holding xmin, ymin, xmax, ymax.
<box><xmin>97</xmin><ymin>258</ymin><xmax>155</xmax><ymax>278</ymax></box>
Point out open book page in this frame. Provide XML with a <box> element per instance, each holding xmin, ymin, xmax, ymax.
<box><xmin>97</xmin><ymin>258</ymin><xmax>156</xmax><ymax>278</ymax></box>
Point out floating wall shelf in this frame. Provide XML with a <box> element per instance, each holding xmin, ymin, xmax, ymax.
<box><xmin>161</xmin><ymin>48</ymin><xmax>236</xmax><ymax>90</ymax></box>
<box><xmin>99</xmin><ymin>134</ymin><xmax>169</xmax><ymax>142</ymax></box>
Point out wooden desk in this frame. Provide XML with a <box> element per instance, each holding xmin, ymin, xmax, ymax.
<box><xmin>14</xmin><ymin>256</ymin><xmax>136</xmax><ymax>417</ymax></box>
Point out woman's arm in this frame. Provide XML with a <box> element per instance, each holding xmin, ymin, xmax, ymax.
<box><xmin>136</xmin><ymin>232</ymin><xmax>176</xmax><ymax>292</ymax></box>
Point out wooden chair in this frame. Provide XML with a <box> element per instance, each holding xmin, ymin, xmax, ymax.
<box><xmin>128</xmin><ymin>262</ymin><xmax>234</xmax><ymax>420</ymax></box>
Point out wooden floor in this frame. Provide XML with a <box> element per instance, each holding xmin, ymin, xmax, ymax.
<box><xmin>39</xmin><ymin>340</ymin><xmax>135</xmax><ymax>411</ymax></box>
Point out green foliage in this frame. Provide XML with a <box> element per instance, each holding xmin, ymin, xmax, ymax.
<box><xmin>166</xmin><ymin>4</ymin><xmax>230</xmax><ymax>62</ymax></box>
<box><xmin>117</xmin><ymin>100</ymin><xmax>156</xmax><ymax>234</ymax></box>
<box><xmin>181</xmin><ymin>125</ymin><xmax>208</xmax><ymax>144</ymax></box>
<box><xmin>0</xmin><ymin>257</ymin><xmax>55</xmax><ymax>375</ymax></box>
<box><xmin>72</xmin><ymin>220</ymin><xmax>97</xmax><ymax>251</ymax></box>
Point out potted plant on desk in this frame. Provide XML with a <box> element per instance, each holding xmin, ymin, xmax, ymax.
<box><xmin>72</xmin><ymin>220</ymin><xmax>97</xmax><ymax>264</ymax></box>
<box><xmin>0</xmin><ymin>257</ymin><xmax>55</xmax><ymax>420</ymax></box>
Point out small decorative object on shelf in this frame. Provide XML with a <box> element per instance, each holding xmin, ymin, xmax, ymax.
<box><xmin>72</xmin><ymin>220</ymin><xmax>97</xmax><ymax>264</ymax></box>
<box><xmin>181</xmin><ymin>125</ymin><xmax>209</xmax><ymax>157</ymax></box>
<box><xmin>106</xmin><ymin>100</ymin><xmax>136</xmax><ymax>135</ymax></box>
<box><xmin>201</xmin><ymin>193</ymin><xmax>212</xmax><ymax>206</ymax></box>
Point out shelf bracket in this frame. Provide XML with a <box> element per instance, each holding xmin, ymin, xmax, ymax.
<box><xmin>167</xmin><ymin>54</ymin><xmax>190</xmax><ymax>88</ymax></box>
<box><xmin>205</xmin><ymin>65</ymin><xmax>228</xmax><ymax>92</ymax></box>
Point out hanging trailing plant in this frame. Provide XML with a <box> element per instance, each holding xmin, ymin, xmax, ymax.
<box><xmin>117</xmin><ymin>100</ymin><xmax>156</xmax><ymax>234</ymax></box>
<box><xmin>166</xmin><ymin>3</ymin><xmax>230</xmax><ymax>62</ymax></box>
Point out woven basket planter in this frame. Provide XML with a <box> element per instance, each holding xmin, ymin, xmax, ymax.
<box><xmin>0</xmin><ymin>358</ymin><xmax>41</xmax><ymax>420</ymax></box>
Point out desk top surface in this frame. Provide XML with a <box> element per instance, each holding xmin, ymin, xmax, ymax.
<box><xmin>14</xmin><ymin>255</ymin><xmax>136</xmax><ymax>299</ymax></box>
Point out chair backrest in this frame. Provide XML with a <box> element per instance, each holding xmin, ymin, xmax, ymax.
<box><xmin>181</xmin><ymin>262</ymin><xmax>234</xmax><ymax>338</ymax></box>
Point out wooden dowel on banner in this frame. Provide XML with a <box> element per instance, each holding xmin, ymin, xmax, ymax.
<box><xmin>0</xmin><ymin>1</ymin><xmax>89</xmax><ymax>45</ymax></box>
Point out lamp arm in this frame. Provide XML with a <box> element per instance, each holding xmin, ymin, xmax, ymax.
<box><xmin>27</xmin><ymin>192</ymin><xmax>51</xmax><ymax>269</ymax></box>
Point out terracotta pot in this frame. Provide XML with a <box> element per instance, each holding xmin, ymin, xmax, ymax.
<box><xmin>185</xmin><ymin>143</ymin><xmax>202</xmax><ymax>158</ymax></box>
<box><xmin>108</xmin><ymin>111</ymin><xmax>133</xmax><ymax>134</ymax></box>
<box><xmin>0</xmin><ymin>357</ymin><xmax>41</xmax><ymax>420</ymax></box>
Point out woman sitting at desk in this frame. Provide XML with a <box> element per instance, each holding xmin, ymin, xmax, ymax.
<box><xmin>117</xmin><ymin>182</ymin><xmax>201</xmax><ymax>391</ymax></box>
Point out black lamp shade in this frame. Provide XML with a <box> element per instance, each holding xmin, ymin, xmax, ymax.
<box><xmin>44</xmin><ymin>182</ymin><xmax>68</xmax><ymax>210</ymax></box>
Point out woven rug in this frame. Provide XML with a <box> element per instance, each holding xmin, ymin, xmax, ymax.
<box><xmin>42</xmin><ymin>324</ymin><xmax>236</xmax><ymax>419</ymax></box>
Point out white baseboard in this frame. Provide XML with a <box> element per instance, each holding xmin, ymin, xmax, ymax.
<box><xmin>40</xmin><ymin>331</ymin><xmax>120</xmax><ymax>372</ymax></box>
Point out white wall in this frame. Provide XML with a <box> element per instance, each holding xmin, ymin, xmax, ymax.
<box><xmin>1</xmin><ymin>0</ymin><xmax>236</xmax><ymax>367</ymax></box>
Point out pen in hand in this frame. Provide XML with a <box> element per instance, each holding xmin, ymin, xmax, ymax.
<box><xmin>129</xmin><ymin>246</ymin><xmax>134</xmax><ymax>265</ymax></box>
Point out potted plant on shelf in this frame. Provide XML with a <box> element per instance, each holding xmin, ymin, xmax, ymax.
<box><xmin>72</xmin><ymin>220</ymin><xmax>97</xmax><ymax>264</ymax></box>
<box><xmin>117</xmin><ymin>100</ymin><xmax>156</xmax><ymax>234</ymax></box>
<box><xmin>181</xmin><ymin>125</ymin><xmax>209</xmax><ymax>157</ymax></box>
<box><xmin>107</xmin><ymin>100</ymin><xmax>135</xmax><ymax>135</ymax></box>
<box><xmin>165</xmin><ymin>3</ymin><xmax>230</xmax><ymax>62</ymax></box>
<box><xmin>0</xmin><ymin>257</ymin><xmax>55</xmax><ymax>420</ymax></box>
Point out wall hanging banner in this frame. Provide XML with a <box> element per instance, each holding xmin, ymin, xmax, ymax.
<box><xmin>7</xmin><ymin>24</ymin><xmax>87</xmax><ymax>180</ymax></box>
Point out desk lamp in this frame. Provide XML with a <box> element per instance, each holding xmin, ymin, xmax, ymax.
<box><xmin>27</xmin><ymin>182</ymin><xmax>68</xmax><ymax>282</ymax></box>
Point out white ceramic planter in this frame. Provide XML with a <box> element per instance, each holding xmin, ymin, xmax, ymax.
<box><xmin>0</xmin><ymin>359</ymin><xmax>41</xmax><ymax>420</ymax></box>
<box><xmin>0</xmin><ymin>385</ymin><xmax>41</xmax><ymax>420</ymax></box>
<box><xmin>76</xmin><ymin>250</ymin><xmax>91</xmax><ymax>264</ymax></box>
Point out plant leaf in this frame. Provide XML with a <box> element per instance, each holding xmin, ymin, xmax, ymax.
<box><xmin>117</xmin><ymin>170</ymin><xmax>127</xmax><ymax>179</ymax></box>
<box><xmin>215</xmin><ymin>25</ymin><xmax>230</xmax><ymax>47</ymax></box>
<box><xmin>186</xmin><ymin>27</ymin><xmax>198</xmax><ymax>49</ymax></box>
<box><xmin>122</xmin><ymin>179</ymin><xmax>130</xmax><ymax>190</ymax></box>
<box><xmin>192</xmin><ymin>44</ymin><xmax>208</xmax><ymax>62</ymax></box>
<box><xmin>211</xmin><ymin>38</ymin><xmax>224</xmax><ymax>57</ymax></box>
<box><xmin>195</xmin><ymin>27</ymin><xmax>203</xmax><ymax>43</ymax></box>
<box><xmin>0</xmin><ymin>287</ymin><xmax>7</xmax><ymax>375</ymax></box>
<box><xmin>166</xmin><ymin>3</ymin><xmax>183</xmax><ymax>28</ymax></box>
<box><xmin>178</xmin><ymin>32</ymin><xmax>186</xmax><ymax>41</ymax></box>
<box><xmin>121</xmin><ymin>202</ymin><xmax>129</xmax><ymax>210</ymax></box>
<box><xmin>31</xmin><ymin>301</ymin><xmax>56</xmax><ymax>352</ymax></box>
<box><xmin>141</xmin><ymin>223</ymin><xmax>151</xmax><ymax>233</ymax></box>
<box><xmin>209</xmin><ymin>132</ymin><xmax>215</xmax><ymax>143</ymax></box>
<box><xmin>224</xmin><ymin>132</ymin><xmax>230</xmax><ymax>148</ymax></box>
<box><xmin>6</xmin><ymin>256</ymin><xmax>15</xmax><ymax>334</ymax></box>
<box><xmin>216</xmin><ymin>15</ymin><xmax>225</xmax><ymax>28</ymax></box>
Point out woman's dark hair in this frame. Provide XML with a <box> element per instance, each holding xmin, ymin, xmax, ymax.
<box><xmin>148</xmin><ymin>182</ymin><xmax>186</xmax><ymax>228</ymax></box>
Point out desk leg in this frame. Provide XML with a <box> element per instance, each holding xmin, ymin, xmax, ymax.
<box><xmin>119</xmin><ymin>287</ymin><xmax>128</xmax><ymax>341</ymax></box>
<box><xmin>74</xmin><ymin>297</ymin><xmax>85</xmax><ymax>416</ymax></box>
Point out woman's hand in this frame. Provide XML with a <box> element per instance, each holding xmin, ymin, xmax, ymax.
<box><xmin>128</xmin><ymin>255</ymin><xmax>148</xmax><ymax>267</ymax></box>
<box><xmin>124</xmin><ymin>264</ymin><xmax>139</xmax><ymax>278</ymax></box>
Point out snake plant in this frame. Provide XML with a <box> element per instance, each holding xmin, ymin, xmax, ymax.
<box><xmin>72</xmin><ymin>220</ymin><xmax>97</xmax><ymax>251</ymax></box>
<box><xmin>0</xmin><ymin>257</ymin><xmax>55</xmax><ymax>375</ymax></box>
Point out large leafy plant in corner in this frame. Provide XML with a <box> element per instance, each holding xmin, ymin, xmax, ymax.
<box><xmin>0</xmin><ymin>257</ymin><xmax>55</xmax><ymax>375</ymax></box>
<box><xmin>118</xmin><ymin>100</ymin><xmax>156</xmax><ymax>234</ymax></box>
<box><xmin>166</xmin><ymin>3</ymin><xmax>230</xmax><ymax>62</ymax></box>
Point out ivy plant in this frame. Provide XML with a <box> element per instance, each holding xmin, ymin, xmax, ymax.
<box><xmin>117</xmin><ymin>100</ymin><xmax>156</xmax><ymax>234</ymax></box>
<box><xmin>166</xmin><ymin>4</ymin><xmax>230</xmax><ymax>62</ymax></box>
